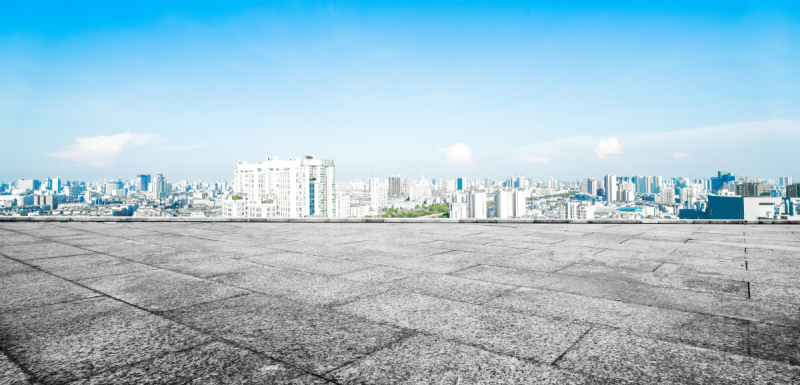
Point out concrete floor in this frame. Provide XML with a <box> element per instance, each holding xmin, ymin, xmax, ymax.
<box><xmin>1</xmin><ymin>222</ymin><xmax>798</xmax><ymax>384</ymax></box>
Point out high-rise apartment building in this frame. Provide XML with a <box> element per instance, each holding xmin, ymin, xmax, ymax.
<box><xmin>587</xmin><ymin>178</ymin><xmax>599</xmax><ymax>196</ymax></box>
<box><xmin>494</xmin><ymin>190</ymin><xmax>512</xmax><ymax>219</ymax></box>
<box><xmin>605</xmin><ymin>174</ymin><xmax>617</xmax><ymax>203</ymax></box>
<box><xmin>388</xmin><ymin>175</ymin><xmax>406</xmax><ymax>197</ymax></box>
<box><xmin>467</xmin><ymin>191</ymin><xmax>487</xmax><ymax>219</ymax></box>
<box><xmin>369</xmin><ymin>177</ymin><xmax>387</xmax><ymax>211</ymax></box>
<box><xmin>150</xmin><ymin>174</ymin><xmax>170</xmax><ymax>199</ymax></box>
<box><xmin>234</xmin><ymin>156</ymin><xmax>335</xmax><ymax>217</ymax></box>
<box><xmin>449</xmin><ymin>202</ymin><xmax>467</xmax><ymax>219</ymax></box>
<box><xmin>513</xmin><ymin>190</ymin><xmax>527</xmax><ymax>218</ymax></box>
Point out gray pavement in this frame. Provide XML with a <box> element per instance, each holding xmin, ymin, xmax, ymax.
<box><xmin>0</xmin><ymin>222</ymin><xmax>798</xmax><ymax>384</ymax></box>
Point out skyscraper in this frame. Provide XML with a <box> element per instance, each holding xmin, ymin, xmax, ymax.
<box><xmin>457</xmin><ymin>177</ymin><xmax>465</xmax><ymax>191</ymax></box>
<box><xmin>605</xmin><ymin>174</ymin><xmax>617</xmax><ymax>203</ymax></box>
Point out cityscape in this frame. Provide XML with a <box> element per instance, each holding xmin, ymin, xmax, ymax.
<box><xmin>2</xmin><ymin>1</ymin><xmax>799</xmax><ymax>384</ymax></box>
<box><xmin>3</xmin><ymin>158</ymin><xmax>799</xmax><ymax>220</ymax></box>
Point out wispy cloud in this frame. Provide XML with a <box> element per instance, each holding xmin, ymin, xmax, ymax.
<box><xmin>437</xmin><ymin>143</ymin><xmax>474</xmax><ymax>166</ymax></box>
<box><xmin>47</xmin><ymin>132</ymin><xmax>156</xmax><ymax>168</ymax></box>
<box><xmin>519</xmin><ymin>154</ymin><xmax>552</xmax><ymax>164</ymax></box>
<box><xmin>514</xmin><ymin>119</ymin><xmax>800</xmax><ymax>175</ymax></box>
<box><xmin>594</xmin><ymin>137</ymin><xmax>624</xmax><ymax>159</ymax></box>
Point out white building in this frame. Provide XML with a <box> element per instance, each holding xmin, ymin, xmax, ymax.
<box><xmin>560</xmin><ymin>202</ymin><xmax>596</xmax><ymax>219</ymax></box>
<box><xmin>467</xmin><ymin>191</ymin><xmax>487</xmax><ymax>219</ymax></box>
<box><xmin>449</xmin><ymin>202</ymin><xmax>468</xmax><ymax>219</ymax></box>
<box><xmin>234</xmin><ymin>156</ymin><xmax>335</xmax><ymax>218</ymax></box>
<box><xmin>605</xmin><ymin>174</ymin><xmax>617</xmax><ymax>202</ymax></box>
<box><xmin>494</xmin><ymin>190</ymin><xmax>512</xmax><ymax>219</ymax></box>
<box><xmin>369</xmin><ymin>177</ymin><xmax>387</xmax><ymax>211</ymax></box>
<box><xmin>513</xmin><ymin>190</ymin><xmax>527</xmax><ymax>218</ymax></box>
<box><xmin>336</xmin><ymin>193</ymin><xmax>351</xmax><ymax>218</ymax></box>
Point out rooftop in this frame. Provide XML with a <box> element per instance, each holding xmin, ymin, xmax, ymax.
<box><xmin>1</xmin><ymin>221</ymin><xmax>798</xmax><ymax>384</ymax></box>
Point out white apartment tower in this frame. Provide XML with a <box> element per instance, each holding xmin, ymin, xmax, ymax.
<box><xmin>234</xmin><ymin>156</ymin><xmax>335</xmax><ymax>218</ymax></box>
<box><xmin>605</xmin><ymin>174</ymin><xmax>617</xmax><ymax>203</ymax></box>
<box><xmin>369</xmin><ymin>177</ymin><xmax>387</xmax><ymax>210</ymax></box>
<box><xmin>494</xmin><ymin>190</ymin><xmax>512</xmax><ymax>219</ymax></box>
<box><xmin>513</xmin><ymin>190</ymin><xmax>527</xmax><ymax>218</ymax></box>
<box><xmin>467</xmin><ymin>191</ymin><xmax>487</xmax><ymax>219</ymax></box>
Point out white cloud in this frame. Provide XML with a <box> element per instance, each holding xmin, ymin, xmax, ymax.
<box><xmin>47</xmin><ymin>132</ymin><xmax>156</xmax><ymax>168</ymax></box>
<box><xmin>673</xmin><ymin>152</ymin><xmax>690</xmax><ymax>160</ymax></box>
<box><xmin>594</xmin><ymin>137</ymin><xmax>624</xmax><ymax>159</ymax></box>
<box><xmin>437</xmin><ymin>143</ymin><xmax>473</xmax><ymax>166</ymax></box>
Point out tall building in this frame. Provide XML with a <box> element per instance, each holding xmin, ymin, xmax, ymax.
<box><xmin>737</xmin><ymin>182</ymin><xmax>770</xmax><ymax>197</ymax></box>
<box><xmin>560</xmin><ymin>202</ymin><xmax>596</xmax><ymax>219</ymax></box>
<box><xmin>105</xmin><ymin>180</ymin><xmax>124</xmax><ymax>196</ymax></box>
<box><xmin>605</xmin><ymin>174</ymin><xmax>617</xmax><ymax>203</ymax></box>
<box><xmin>494</xmin><ymin>190</ymin><xmax>512</xmax><ymax>219</ymax></box>
<box><xmin>467</xmin><ymin>191</ymin><xmax>487</xmax><ymax>219</ymax></box>
<box><xmin>587</xmin><ymin>178</ymin><xmax>599</xmax><ymax>196</ymax></box>
<box><xmin>388</xmin><ymin>175</ymin><xmax>405</xmax><ymax>197</ymax></box>
<box><xmin>779</xmin><ymin>177</ymin><xmax>793</xmax><ymax>187</ymax></box>
<box><xmin>787</xmin><ymin>183</ymin><xmax>800</xmax><ymax>198</ymax></box>
<box><xmin>135</xmin><ymin>175</ymin><xmax>151</xmax><ymax>192</ymax></box>
<box><xmin>512</xmin><ymin>190</ymin><xmax>527</xmax><ymax>218</ymax></box>
<box><xmin>369</xmin><ymin>177</ymin><xmax>386</xmax><ymax>211</ymax></box>
<box><xmin>234</xmin><ymin>156</ymin><xmax>336</xmax><ymax>217</ymax></box>
<box><xmin>457</xmin><ymin>177</ymin><xmax>465</xmax><ymax>191</ymax></box>
<box><xmin>150</xmin><ymin>174</ymin><xmax>170</xmax><ymax>199</ymax></box>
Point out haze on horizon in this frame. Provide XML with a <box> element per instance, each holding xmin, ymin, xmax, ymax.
<box><xmin>1</xmin><ymin>1</ymin><xmax>798</xmax><ymax>183</ymax></box>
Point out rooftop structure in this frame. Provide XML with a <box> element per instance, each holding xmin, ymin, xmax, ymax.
<box><xmin>0</xmin><ymin>221</ymin><xmax>798</xmax><ymax>383</ymax></box>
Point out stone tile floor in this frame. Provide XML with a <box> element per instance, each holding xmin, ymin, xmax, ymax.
<box><xmin>0</xmin><ymin>222</ymin><xmax>798</xmax><ymax>384</ymax></box>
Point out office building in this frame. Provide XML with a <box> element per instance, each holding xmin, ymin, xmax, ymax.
<box><xmin>778</xmin><ymin>177</ymin><xmax>792</xmax><ymax>187</ymax></box>
<box><xmin>737</xmin><ymin>182</ymin><xmax>771</xmax><ymax>197</ymax></box>
<box><xmin>135</xmin><ymin>175</ymin><xmax>151</xmax><ymax>192</ymax></box>
<box><xmin>787</xmin><ymin>183</ymin><xmax>800</xmax><ymax>198</ymax></box>
<box><xmin>457</xmin><ymin>178</ymin><xmax>465</xmax><ymax>191</ymax></box>
<box><xmin>105</xmin><ymin>180</ymin><xmax>124</xmax><ymax>195</ymax></box>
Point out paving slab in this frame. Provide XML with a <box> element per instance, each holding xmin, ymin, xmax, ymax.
<box><xmin>73</xmin><ymin>341</ymin><xmax>329</xmax><ymax>384</ymax></box>
<box><xmin>27</xmin><ymin>253</ymin><xmax>155</xmax><ymax>280</ymax></box>
<box><xmin>0</xmin><ymin>350</ymin><xmax>32</xmax><ymax>385</ymax></box>
<box><xmin>78</xmin><ymin>269</ymin><xmax>248</xmax><ymax>312</ymax></box>
<box><xmin>243</xmin><ymin>251</ymin><xmax>372</xmax><ymax>275</ymax></box>
<box><xmin>335</xmin><ymin>290</ymin><xmax>590</xmax><ymax>363</ymax></box>
<box><xmin>387</xmin><ymin>271</ymin><xmax>516</xmax><ymax>304</ymax></box>
<box><xmin>1</xmin><ymin>271</ymin><xmax>100</xmax><ymax>311</ymax></box>
<box><xmin>557</xmin><ymin>327</ymin><xmax>800</xmax><ymax>384</ymax></box>
<box><xmin>214</xmin><ymin>264</ymin><xmax>388</xmax><ymax>306</ymax></box>
<box><xmin>330</xmin><ymin>334</ymin><xmax>596</xmax><ymax>385</ymax></box>
<box><xmin>0</xmin><ymin>255</ymin><xmax>35</xmax><ymax>276</ymax></box>
<box><xmin>0</xmin><ymin>297</ymin><xmax>210</xmax><ymax>385</ymax></box>
<box><xmin>165</xmin><ymin>294</ymin><xmax>405</xmax><ymax>374</ymax></box>
<box><xmin>0</xmin><ymin>241</ymin><xmax>93</xmax><ymax>261</ymax></box>
<box><xmin>453</xmin><ymin>265</ymin><xmax>637</xmax><ymax>300</ymax></box>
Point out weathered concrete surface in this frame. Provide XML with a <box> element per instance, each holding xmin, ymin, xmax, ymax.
<box><xmin>0</xmin><ymin>222</ymin><xmax>798</xmax><ymax>384</ymax></box>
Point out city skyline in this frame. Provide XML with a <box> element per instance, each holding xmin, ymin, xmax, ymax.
<box><xmin>2</xmin><ymin>1</ymin><xmax>799</xmax><ymax>181</ymax></box>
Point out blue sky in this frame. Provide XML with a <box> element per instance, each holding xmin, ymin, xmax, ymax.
<box><xmin>1</xmin><ymin>1</ymin><xmax>799</xmax><ymax>183</ymax></box>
